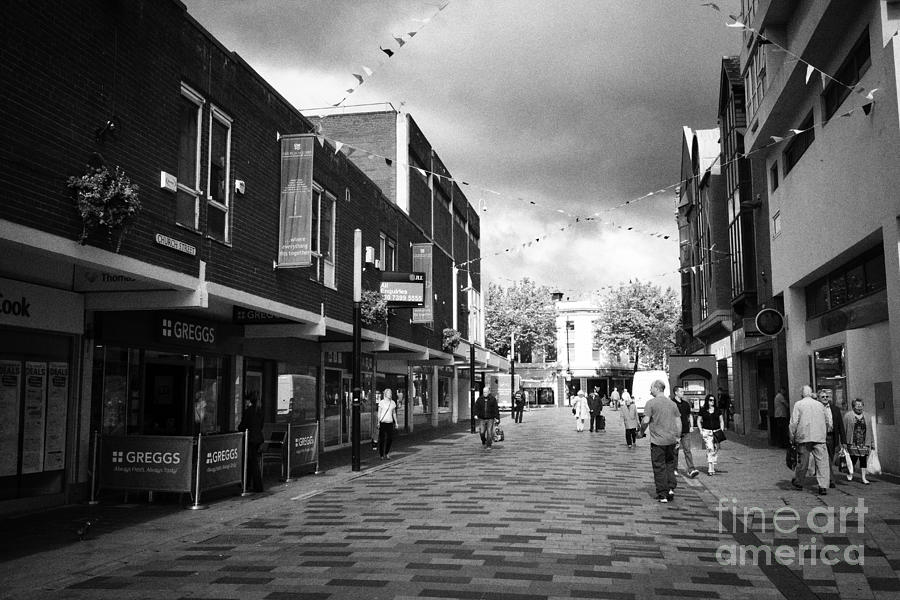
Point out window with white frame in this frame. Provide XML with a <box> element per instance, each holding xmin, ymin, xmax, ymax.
<box><xmin>772</xmin><ymin>211</ymin><xmax>781</xmax><ymax>238</ymax></box>
<box><xmin>744</xmin><ymin>44</ymin><xmax>766</xmax><ymax>117</ymax></box>
<box><xmin>177</xmin><ymin>84</ymin><xmax>204</xmax><ymax>229</ymax></box>
<box><xmin>207</xmin><ymin>105</ymin><xmax>232</xmax><ymax>243</ymax></box>
<box><xmin>379</xmin><ymin>232</ymin><xmax>396</xmax><ymax>271</ymax></box>
<box><xmin>310</xmin><ymin>186</ymin><xmax>336</xmax><ymax>288</ymax></box>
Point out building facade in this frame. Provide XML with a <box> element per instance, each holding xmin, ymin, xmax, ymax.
<box><xmin>0</xmin><ymin>0</ymin><xmax>501</xmax><ymax>515</ymax></box>
<box><xmin>740</xmin><ymin>0</ymin><xmax>900</xmax><ymax>468</ymax></box>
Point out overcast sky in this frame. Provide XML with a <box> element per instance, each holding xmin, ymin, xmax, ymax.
<box><xmin>182</xmin><ymin>0</ymin><xmax>743</xmax><ymax>298</ymax></box>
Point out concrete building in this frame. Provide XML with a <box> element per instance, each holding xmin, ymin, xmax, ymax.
<box><xmin>740</xmin><ymin>1</ymin><xmax>900</xmax><ymax>468</ymax></box>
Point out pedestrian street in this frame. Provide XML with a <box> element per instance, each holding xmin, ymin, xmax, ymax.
<box><xmin>6</xmin><ymin>407</ymin><xmax>900</xmax><ymax>600</ymax></box>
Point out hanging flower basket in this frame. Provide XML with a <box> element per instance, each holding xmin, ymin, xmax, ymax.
<box><xmin>67</xmin><ymin>165</ymin><xmax>141</xmax><ymax>252</ymax></box>
<box><xmin>442</xmin><ymin>328</ymin><xmax>462</xmax><ymax>352</ymax></box>
<box><xmin>360</xmin><ymin>290</ymin><xmax>389</xmax><ymax>327</ymax></box>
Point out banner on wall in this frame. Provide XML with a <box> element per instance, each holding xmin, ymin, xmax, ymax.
<box><xmin>411</xmin><ymin>244</ymin><xmax>433</xmax><ymax>323</ymax></box>
<box><xmin>0</xmin><ymin>361</ymin><xmax>22</xmax><ymax>477</ymax></box>
<box><xmin>43</xmin><ymin>362</ymin><xmax>69</xmax><ymax>471</ymax></box>
<box><xmin>277</xmin><ymin>135</ymin><xmax>314</xmax><ymax>268</ymax></box>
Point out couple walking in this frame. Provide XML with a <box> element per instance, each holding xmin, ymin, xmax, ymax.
<box><xmin>571</xmin><ymin>389</ymin><xmax>604</xmax><ymax>432</ymax></box>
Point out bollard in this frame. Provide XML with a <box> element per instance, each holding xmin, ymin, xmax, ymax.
<box><xmin>88</xmin><ymin>430</ymin><xmax>100</xmax><ymax>505</ymax></box>
<box><xmin>188</xmin><ymin>433</ymin><xmax>207</xmax><ymax>510</ymax></box>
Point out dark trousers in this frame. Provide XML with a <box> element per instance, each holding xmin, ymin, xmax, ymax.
<box><xmin>650</xmin><ymin>443</ymin><xmax>677</xmax><ymax>498</ymax></box>
<box><xmin>775</xmin><ymin>417</ymin><xmax>789</xmax><ymax>448</ymax></box>
<box><xmin>513</xmin><ymin>407</ymin><xmax>524</xmax><ymax>423</ymax></box>
<box><xmin>378</xmin><ymin>422</ymin><xmax>395</xmax><ymax>457</ymax></box>
<box><xmin>246</xmin><ymin>441</ymin><xmax>263</xmax><ymax>492</ymax></box>
<box><xmin>589</xmin><ymin>413</ymin><xmax>603</xmax><ymax>431</ymax></box>
<box><xmin>625</xmin><ymin>428</ymin><xmax>637</xmax><ymax>445</ymax></box>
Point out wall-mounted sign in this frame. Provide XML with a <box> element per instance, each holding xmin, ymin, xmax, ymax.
<box><xmin>232</xmin><ymin>306</ymin><xmax>292</xmax><ymax>324</ymax></box>
<box><xmin>0</xmin><ymin>277</ymin><xmax>84</xmax><ymax>334</ymax></box>
<box><xmin>380</xmin><ymin>272</ymin><xmax>425</xmax><ymax>306</ymax></box>
<box><xmin>411</xmin><ymin>244</ymin><xmax>433</xmax><ymax>323</ymax></box>
<box><xmin>155</xmin><ymin>233</ymin><xmax>196</xmax><ymax>256</ymax></box>
<box><xmin>156</xmin><ymin>313</ymin><xmax>218</xmax><ymax>348</ymax></box>
<box><xmin>276</xmin><ymin>135</ymin><xmax>314</xmax><ymax>268</ymax></box>
<box><xmin>73</xmin><ymin>267</ymin><xmax>155</xmax><ymax>292</ymax></box>
<box><xmin>755</xmin><ymin>308</ymin><xmax>785</xmax><ymax>337</ymax></box>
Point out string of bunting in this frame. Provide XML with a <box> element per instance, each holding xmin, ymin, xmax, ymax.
<box><xmin>333</xmin><ymin>1</ymin><xmax>450</xmax><ymax>107</ymax></box>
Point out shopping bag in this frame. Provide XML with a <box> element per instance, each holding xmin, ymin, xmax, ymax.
<box><xmin>841</xmin><ymin>447</ymin><xmax>854</xmax><ymax>476</ymax></box>
<box><xmin>868</xmin><ymin>416</ymin><xmax>882</xmax><ymax>475</ymax></box>
<box><xmin>786</xmin><ymin>444</ymin><xmax>797</xmax><ymax>470</ymax></box>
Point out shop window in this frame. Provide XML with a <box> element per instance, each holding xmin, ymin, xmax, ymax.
<box><xmin>193</xmin><ymin>355</ymin><xmax>225</xmax><ymax>434</ymax></box>
<box><xmin>805</xmin><ymin>247</ymin><xmax>886</xmax><ymax>317</ymax></box>
<box><xmin>413</xmin><ymin>369</ymin><xmax>430</xmax><ymax>414</ymax></box>
<box><xmin>276</xmin><ymin>366</ymin><xmax>317</xmax><ymax>425</ymax></box>
<box><xmin>207</xmin><ymin>106</ymin><xmax>232</xmax><ymax>243</ymax></box>
<box><xmin>177</xmin><ymin>83</ymin><xmax>204</xmax><ymax>229</ymax></box>
<box><xmin>438</xmin><ymin>367</ymin><xmax>453</xmax><ymax>411</ymax></box>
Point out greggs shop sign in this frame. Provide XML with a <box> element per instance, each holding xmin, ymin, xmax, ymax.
<box><xmin>156</xmin><ymin>313</ymin><xmax>218</xmax><ymax>348</ymax></box>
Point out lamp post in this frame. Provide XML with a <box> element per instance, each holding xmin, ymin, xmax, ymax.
<box><xmin>351</xmin><ymin>229</ymin><xmax>362</xmax><ymax>472</ymax></box>
<box><xmin>469</xmin><ymin>341</ymin><xmax>476</xmax><ymax>434</ymax></box>
<box><xmin>509</xmin><ymin>331</ymin><xmax>516</xmax><ymax>409</ymax></box>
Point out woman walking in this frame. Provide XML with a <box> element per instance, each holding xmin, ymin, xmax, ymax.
<box><xmin>572</xmin><ymin>390</ymin><xmax>590</xmax><ymax>432</ymax></box>
<box><xmin>843</xmin><ymin>398</ymin><xmax>873</xmax><ymax>484</ymax></box>
<box><xmin>698</xmin><ymin>394</ymin><xmax>726</xmax><ymax>475</ymax></box>
<box><xmin>377</xmin><ymin>388</ymin><xmax>398</xmax><ymax>459</ymax></box>
<box><xmin>621</xmin><ymin>394</ymin><xmax>639</xmax><ymax>447</ymax></box>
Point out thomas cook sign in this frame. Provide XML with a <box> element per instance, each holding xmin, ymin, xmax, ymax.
<box><xmin>0</xmin><ymin>277</ymin><xmax>83</xmax><ymax>334</ymax></box>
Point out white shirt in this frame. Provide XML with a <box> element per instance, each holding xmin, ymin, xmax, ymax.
<box><xmin>377</xmin><ymin>399</ymin><xmax>397</xmax><ymax>424</ymax></box>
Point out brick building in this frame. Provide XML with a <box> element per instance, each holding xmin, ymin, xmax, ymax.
<box><xmin>0</xmin><ymin>0</ymin><xmax>499</xmax><ymax>515</ymax></box>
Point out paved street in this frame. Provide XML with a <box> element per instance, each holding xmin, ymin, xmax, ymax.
<box><xmin>3</xmin><ymin>407</ymin><xmax>900</xmax><ymax>600</ymax></box>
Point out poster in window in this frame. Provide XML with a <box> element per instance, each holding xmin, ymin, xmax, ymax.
<box><xmin>43</xmin><ymin>362</ymin><xmax>69</xmax><ymax>471</ymax></box>
<box><xmin>0</xmin><ymin>360</ymin><xmax>22</xmax><ymax>477</ymax></box>
<box><xmin>411</xmin><ymin>243</ymin><xmax>433</xmax><ymax>324</ymax></box>
<box><xmin>277</xmin><ymin>134</ymin><xmax>314</xmax><ymax>268</ymax></box>
<box><xmin>21</xmin><ymin>361</ymin><xmax>47</xmax><ymax>474</ymax></box>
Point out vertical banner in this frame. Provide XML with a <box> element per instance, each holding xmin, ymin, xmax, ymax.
<box><xmin>21</xmin><ymin>361</ymin><xmax>47</xmax><ymax>474</ymax></box>
<box><xmin>411</xmin><ymin>243</ymin><xmax>434</xmax><ymax>324</ymax></box>
<box><xmin>0</xmin><ymin>360</ymin><xmax>22</xmax><ymax>476</ymax></box>
<box><xmin>277</xmin><ymin>134</ymin><xmax>314</xmax><ymax>267</ymax></box>
<box><xmin>44</xmin><ymin>362</ymin><xmax>69</xmax><ymax>471</ymax></box>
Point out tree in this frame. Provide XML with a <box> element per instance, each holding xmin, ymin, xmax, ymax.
<box><xmin>485</xmin><ymin>278</ymin><xmax>557</xmax><ymax>362</ymax></box>
<box><xmin>594</xmin><ymin>280</ymin><xmax>679</xmax><ymax>371</ymax></box>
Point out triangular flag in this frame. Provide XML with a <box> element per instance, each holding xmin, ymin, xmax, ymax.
<box><xmin>805</xmin><ymin>64</ymin><xmax>815</xmax><ymax>84</ymax></box>
<box><xmin>344</xmin><ymin>147</ymin><xmax>356</xmax><ymax>157</ymax></box>
<box><xmin>385</xmin><ymin>158</ymin><xmax>393</xmax><ymax>166</ymax></box>
<box><xmin>789</xmin><ymin>129</ymin><xmax>803</xmax><ymax>135</ymax></box>
<box><xmin>334</xmin><ymin>141</ymin><xmax>344</xmax><ymax>154</ymax></box>
<box><xmin>393</xmin><ymin>35</ymin><xmax>406</xmax><ymax>47</ymax></box>
<box><xmin>866</xmin><ymin>88</ymin><xmax>879</xmax><ymax>100</ymax></box>
<box><xmin>353</xmin><ymin>73</ymin><xmax>364</xmax><ymax>84</ymax></box>
<box><xmin>380</xmin><ymin>46</ymin><xmax>394</xmax><ymax>57</ymax></box>
<box><xmin>362</xmin><ymin>66</ymin><xmax>373</xmax><ymax>77</ymax></box>
<box><xmin>408</xmin><ymin>31</ymin><xmax>417</xmax><ymax>38</ymax></box>
<box><xmin>726</xmin><ymin>20</ymin><xmax>745</xmax><ymax>28</ymax></box>
<box><xmin>416</xmin><ymin>168</ymin><xmax>427</xmax><ymax>178</ymax></box>
<box><xmin>316</xmin><ymin>135</ymin><xmax>325</xmax><ymax>147</ymax></box>
<box><xmin>770</xmin><ymin>136</ymin><xmax>784</xmax><ymax>143</ymax></box>
<box><xmin>862</xmin><ymin>102</ymin><xmax>873</xmax><ymax>115</ymax></box>
<box><xmin>346</xmin><ymin>88</ymin><xmax>355</xmax><ymax>94</ymax></box>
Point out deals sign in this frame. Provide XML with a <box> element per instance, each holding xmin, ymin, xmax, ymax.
<box><xmin>199</xmin><ymin>433</ymin><xmax>244</xmax><ymax>491</ymax></box>
<box><xmin>101</xmin><ymin>435</ymin><xmax>193</xmax><ymax>492</ymax></box>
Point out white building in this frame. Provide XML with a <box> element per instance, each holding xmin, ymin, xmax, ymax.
<box><xmin>742</xmin><ymin>1</ymin><xmax>900</xmax><ymax>469</ymax></box>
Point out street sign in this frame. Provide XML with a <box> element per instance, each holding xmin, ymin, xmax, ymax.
<box><xmin>755</xmin><ymin>308</ymin><xmax>785</xmax><ymax>336</ymax></box>
<box><xmin>380</xmin><ymin>272</ymin><xmax>425</xmax><ymax>307</ymax></box>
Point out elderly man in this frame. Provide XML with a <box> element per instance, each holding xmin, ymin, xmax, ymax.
<box><xmin>789</xmin><ymin>385</ymin><xmax>833</xmax><ymax>495</ymax></box>
<box><xmin>639</xmin><ymin>379</ymin><xmax>683</xmax><ymax>503</ymax></box>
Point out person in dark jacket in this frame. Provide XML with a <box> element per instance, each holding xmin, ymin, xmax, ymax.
<box><xmin>238</xmin><ymin>392</ymin><xmax>265</xmax><ymax>493</ymax></box>
<box><xmin>672</xmin><ymin>385</ymin><xmax>699</xmax><ymax>478</ymax></box>
<box><xmin>820</xmin><ymin>390</ymin><xmax>845</xmax><ymax>488</ymax></box>
<box><xmin>513</xmin><ymin>390</ymin><xmax>526</xmax><ymax>424</ymax></box>
<box><xmin>477</xmin><ymin>387</ymin><xmax>500</xmax><ymax>450</ymax></box>
<box><xmin>587</xmin><ymin>389</ymin><xmax>603</xmax><ymax>432</ymax></box>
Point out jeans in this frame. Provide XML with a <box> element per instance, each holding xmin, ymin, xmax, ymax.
<box><xmin>794</xmin><ymin>442</ymin><xmax>829</xmax><ymax>489</ymax></box>
<box><xmin>478</xmin><ymin>418</ymin><xmax>495</xmax><ymax>447</ymax></box>
<box><xmin>513</xmin><ymin>407</ymin><xmax>524</xmax><ymax>423</ymax></box>
<box><xmin>625</xmin><ymin>428</ymin><xmax>637</xmax><ymax>445</ymax></box>
<box><xmin>650</xmin><ymin>443</ymin><xmax>677</xmax><ymax>497</ymax></box>
<box><xmin>378</xmin><ymin>422</ymin><xmax>394</xmax><ymax>457</ymax></box>
<box><xmin>675</xmin><ymin>432</ymin><xmax>695</xmax><ymax>472</ymax></box>
<box><xmin>589</xmin><ymin>412</ymin><xmax>603</xmax><ymax>431</ymax></box>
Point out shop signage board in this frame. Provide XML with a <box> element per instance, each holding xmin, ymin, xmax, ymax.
<box><xmin>411</xmin><ymin>244</ymin><xmax>433</xmax><ymax>323</ymax></box>
<box><xmin>232</xmin><ymin>306</ymin><xmax>292</xmax><ymax>324</ymax></box>
<box><xmin>198</xmin><ymin>433</ymin><xmax>244</xmax><ymax>490</ymax></box>
<box><xmin>43</xmin><ymin>362</ymin><xmax>68</xmax><ymax>471</ymax></box>
<box><xmin>100</xmin><ymin>435</ymin><xmax>194</xmax><ymax>492</ymax></box>
<box><xmin>73</xmin><ymin>267</ymin><xmax>155</xmax><ymax>292</ymax></box>
<box><xmin>154</xmin><ymin>233</ymin><xmax>197</xmax><ymax>256</ymax></box>
<box><xmin>289</xmin><ymin>423</ymin><xmax>319</xmax><ymax>472</ymax></box>
<box><xmin>21</xmin><ymin>361</ymin><xmax>47</xmax><ymax>474</ymax></box>
<box><xmin>380</xmin><ymin>272</ymin><xmax>425</xmax><ymax>307</ymax></box>
<box><xmin>156</xmin><ymin>313</ymin><xmax>219</xmax><ymax>349</ymax></box>
<box><xmin>277</xmin><ymin>135</ymin><xmax>314</xmax><ymax>268</ymax></box>
<box><xmin>0</xmin><ymin>360</ymin><xmax>22</xmax><ymax>477</ymax></box>
<box><xmin>0</xmin><ymin>277</ymin><xmax>84</xmax><ymax>334</ymax></box>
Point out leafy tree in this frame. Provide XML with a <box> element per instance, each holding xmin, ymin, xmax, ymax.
<box><xmin>594</xmin><ymin>280</ymin><xmax>679</xmax><ymax>371</ymax></box>
<box><xmin>485</xmin><ymin>278</ymin><xmax>557</xmax><ymax>362</ymax></box>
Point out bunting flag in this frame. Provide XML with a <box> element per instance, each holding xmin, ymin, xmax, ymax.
<box><xmin>805</xmin><ymin>64</ymin><xmax>815</xmax><ymax>84</ymax></box>
<box><xmin>335</xmin><ymin>3</ymin><xmax>450</xmax><ymax>106</ymax></box>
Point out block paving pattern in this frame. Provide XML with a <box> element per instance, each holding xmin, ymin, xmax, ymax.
<box><xmin>4</xmin><ymin>407</ymin><xmax>900</xmax><ymax>599</ymax></box>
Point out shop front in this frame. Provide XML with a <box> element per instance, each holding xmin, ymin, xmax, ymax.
<box><xmin>0</xmin><ymin>277</ymin><xmax>84</xmax><ymax>513</ymax></box>
<box><xmin>322</xmin><ymin>351</ymin><xmax>374</xmax><ymax>448</ymax></box>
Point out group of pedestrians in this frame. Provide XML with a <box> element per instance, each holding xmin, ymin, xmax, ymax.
<box><xmin>639</xmin><ymin>379</ymin><xmax>728</xmax><ymax>503</ymax></box>
<box><xmin>789</xmin><ymin>384</ymin><xmax>874</xmax><ymax>495</ymax></box>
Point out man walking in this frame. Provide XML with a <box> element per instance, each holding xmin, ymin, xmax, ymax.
<box><xmin>587</xmin><ymin>388</ymin><xmax>603</xmax><ymax>432</ymax></box>
<box><xmin>672</xmin><ymin>385</ymin><xmax>699</xmax><ymax>478</ymax></box>
<box><xmin>820</xmin><ymin>390</ymin><xmax>845</xmax><ymax>488</ymax></box>
<box><xmin>512</xmin><ymin>390</ymin><xmax>525</xmax><ymax>424</ymax></box>
<box><xmin>640</xmin><ymin>379</ymin><xmax>682</xmax><ymax>503</ymax></box>
<box><xmin>789</xmin><ymin>385</ymin><xmax>833</xmax><ymax>495</ymax></box>
<box><xmin>476</xmin><ymin>387</ymin><xmax>499</xmax><ymax>450</ymax></box>
<box><xmin>610</xmin><ymin>387</ymin><xmax>621</xmax><ymax>410</ymax></box>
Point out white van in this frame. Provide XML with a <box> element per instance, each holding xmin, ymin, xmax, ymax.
<box><xmin>630</xmin><ymin>369</ymin><xmax>668</xmax><ymax>419</ymax></box>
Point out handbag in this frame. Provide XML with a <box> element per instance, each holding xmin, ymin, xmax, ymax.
<box><xmin>713</xmin><ymin>429</ymin><xmax>726</xmax><ymax>444</ymax></box>
<box><xmin>868</xmin><ymin>416</ymin><xmax>883</xmax><ymax>475</ymax></box>
<box><xmin>786</xmin><ymin>444</ymin><xmax>798</xmax><ymax>470</ymax></box>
